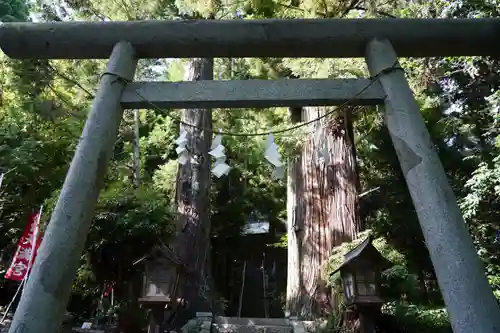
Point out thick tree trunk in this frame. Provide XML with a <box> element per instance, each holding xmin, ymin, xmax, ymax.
<box><xmin>286</xmin><ymin>157</ymin><xmax>302</xmax><ymax>317</ymax></box>
<box><xmin>170</xmin><ymin>58</ymin><xmax>214</xmax><ymax>328</ymax></box>
<box><xmin>286</xmin><ymin>107</ymin><xmax>303</xmax><ymax>317</ymax></box>
<box><xmin>286</xmin><ymin>107</ymin><xmax>360</xmax><ymax>319</ymax></box>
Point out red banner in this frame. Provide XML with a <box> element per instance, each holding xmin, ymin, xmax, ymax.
<box><xmin>103</xmin><ymin>284</ymin><xmax>113</xmax><ymax>297</ymax></box>
<box><xmin>5</xmin><ymin>213</ymin><xmax>42</xmax><ymax>281</ymax></box>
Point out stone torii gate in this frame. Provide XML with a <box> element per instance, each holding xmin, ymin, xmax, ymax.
<box><xmin>1</xmin><ymin>18</ymin><xmax>500</xmax><ymax>333</ymax></box>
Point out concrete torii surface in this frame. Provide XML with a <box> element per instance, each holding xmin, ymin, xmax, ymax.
<box><xmin>1</xmin><ymin>18</ymin><xmax>500</xmax><ymax>59</ymax></box>
<box><xmin>1</xmin><ymin>18</ymin><xmax>500</xmax><ymax>333</ymax></box>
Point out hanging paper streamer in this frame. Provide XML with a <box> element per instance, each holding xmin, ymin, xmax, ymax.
<box><xmin>313</xmin><ymin>125</ymin><xmax>330</xmax><ymax>166</ymax></box>
<box><xmin>272</xmin><ymin>165</ymin><xmax>286</xmax><ymax>180</ymax></box>
<box><xmin>175</xmin><ymin>129</ymin><xmax>189</xmax><ymax>165</ymax></box>
<box><xmin>264</xmin><ymin>134</ymin><xmax>285</xmax><ymax>180</ymax></box>
<box><xmin>209</xmin><ymin>132</ymin><xmax>231</xmax><ymax>178</ymax></box>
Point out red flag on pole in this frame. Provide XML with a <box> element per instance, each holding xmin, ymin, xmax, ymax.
<box><xmin>5</xmin><ymin>212</ymin><xmax>42</xmax><ymax>281</ymax></box>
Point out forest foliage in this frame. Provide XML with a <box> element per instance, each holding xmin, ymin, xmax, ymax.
<box><xmin>0</xmin><ymin>0</ymin><xmax>499</xmax><ymax>331</ymax></box>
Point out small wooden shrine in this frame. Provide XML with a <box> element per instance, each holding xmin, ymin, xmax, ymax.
<box><xmin>133</xmin><ymin>244</ymin><xmax>183</xmax><ymax>333</ymax></box>
<box><xmin>332</xmin><ymin>235</ymin><xmax>392</xmax><ymax>333</ymax></box>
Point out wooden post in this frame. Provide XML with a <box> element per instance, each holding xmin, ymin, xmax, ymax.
<box><xmin>237</xmin><ymin>261</ymin><xmax>247</xmax><ymax>317</ymax></box>
<box><xmin>8</xmin><ymin>42</ymin><xmax>137</xmax><ymax>333</ymax></box>
<box><xmin>147</xmin><ymin>306</ymin><xmax>165</xmax><ymax>333</ymax></box>
<box><xmin>365</xmin><ymin>38</ymin><xmax>500</xmax><ymax>333</ymax></box>
<box><xmin>133</xmin><ymin>109</ymin><xmax>141</xmax><ymax>188</ymax></box>
<box><xmin>358</xmin><ymin>308</ymin><xmax>377</xmax><ymax>333</ymax></box>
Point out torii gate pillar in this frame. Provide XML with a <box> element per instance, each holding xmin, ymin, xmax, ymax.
<box><xmin>365</xmin><ymin>38</ymin><xmax>500</xmax><ymax>333</ymax></box>
<box><xmin>8</xmin><ymin>42</ymin><xmax>137</xmax><ymax>333</ymax></box>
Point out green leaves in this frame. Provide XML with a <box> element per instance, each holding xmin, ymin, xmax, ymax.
<box><xmin>79</xmin><ymin>184</ymin><xmax>174</xmax><ymax>290</ymax></box>
<box><xmin>382</xmin><ymin>302</ymin><xmax>451</xmax><ymax>333</ymax></box>
<box><xmin>460</xmin><ymin>158</ymin><xmax>500</xmax><ymax>220</ymax></box>
<box><xmin>0</xmin><ymin>0</ymin><xmax>29</xmax><ymax>21</ymax></box>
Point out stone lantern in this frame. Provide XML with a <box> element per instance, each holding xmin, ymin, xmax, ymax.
<box><xmin>133</xmin><ymin>245</ymin><xmax>184</xmax><ymax>333</ymax></box>
<box><xmin>331</xmin><ymin>235</ymin><xmax>391</xmax><ymax>333</ymax></box>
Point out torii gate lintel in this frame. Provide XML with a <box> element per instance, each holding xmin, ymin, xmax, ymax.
<box><xmin>1</xmin><ymin>18</ymin><xmax>500</xmax><ymax>59</ymax></box>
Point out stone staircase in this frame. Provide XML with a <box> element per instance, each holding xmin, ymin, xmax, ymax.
<box><xmin>184</xmin><ymin>316</ymin><xmax>320</xmax><ymax>333</ymax></box>
<box><xmin>215</xmin><ymin>317</ymin><xmax>292</xmax><ymax>333</ymax></box>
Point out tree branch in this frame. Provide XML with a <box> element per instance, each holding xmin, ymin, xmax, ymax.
<box><xmin>358</xmin><ymin>187</ymin><xmax>380</xmax><ymax>199</ymax></box>
<box><xmin>48</xmin><ymin>64</ymin><xmax>95</xmax><ymax>99</ymax></box>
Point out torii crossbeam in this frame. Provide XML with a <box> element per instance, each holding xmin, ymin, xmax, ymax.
<box><xmin>2</xmin><ymin>18</ymin><xmax>500</xmax><ymax>58</ymax></box>
<box><xmin>2</xmin><ymin>18</ymin><xmax>500</xmax><ymax>333</ymax></box>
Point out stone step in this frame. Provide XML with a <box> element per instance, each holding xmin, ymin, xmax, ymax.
<box><xmin>210</xmin><ymin>317</ymin><xmax>293</xmax><ymax>333</ymax></box>
<box><xmin>214</xmin><ymin>324</ymin><xmax>292</xmax><ymax>333</ymax></box>
<box><xmin>183</xmin><ymin>316</ymin><xmax>299</xmax><ymax>333</ymax></box>
<box><xmin>214</xmin><ymin>317</ymin><xmax>291</xmax><ymax>327</ymax></box>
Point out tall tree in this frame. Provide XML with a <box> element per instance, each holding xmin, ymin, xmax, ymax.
<box><xmin>286</xmin><ymin>106</ymin><xmax>360</xmax><ymax>317</ymax></box>
<box><xmin>277</xmin><ymin>0</ymin><xmax>402</xmax><ymax>318</ymax></box>
<box><xmin>169</xmin><ymin>58</ymin><xmax>215</xmax><ymax>327</ymax></box>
